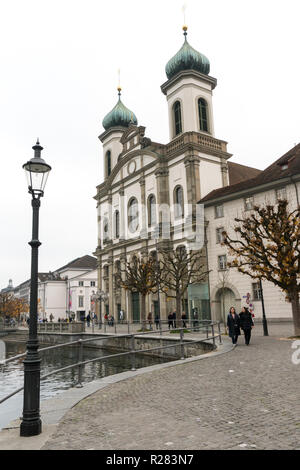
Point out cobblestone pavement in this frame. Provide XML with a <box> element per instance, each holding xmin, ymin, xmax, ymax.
<box><xmin>42</xmin><ymin>324</ymin><xmax>300</xmax><ymax>450</ymax></box>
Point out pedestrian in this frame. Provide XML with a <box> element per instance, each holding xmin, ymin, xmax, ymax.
<box><xmin>239</xmin><ymin>306</ymin><xmax>254</xmax><ymax>345</ymax></box>
<box><xmin>49</xmin><ymin>313</ymin><xmax>54</xmax><ymax>322</ymax></box>
<box><xmin>147</xmin><ymin>312</ymin><xmax>153</xmax><ymax>330</ymax></box>
<box><xmin>172</xmin><ymin>310</ymin><xmax>177</xmax><ymax>328</ymax></box>
<box><xmin>181</xmin><ymin>311</ymin><xmax>187</xmax><ymax>328</ymax></box>
<box><xmin>110</xmin><ymin>315</ymin><xmax>114</xmax><ymax>327</ymax></box>
<box><xmin>227</xmin><ymin>306</ymin><xmax>241</xmax><ymax>345</ymax></box>
<box><xmin>154</xmin><ymin>313</ymin><xmax>160</xmax><ymax>330</ymax></box>
<box><xmin>86</xmin><ymin>313</ymin><xmax>91</xmax><ymax>328</ymax></box>
<box><xmin>119</xmin><ymin>310</ymin><xmax>124</xmax><ymax>323</ymax></box>
<box><xmin>104</xmin><ymin>313</ymin><xmax>108</xmax><ymax>324</ymax></box>
<box><xmin>168</xmin><ymin>312</ymin><xmax>173</xmax><ymax>329</ymax></box>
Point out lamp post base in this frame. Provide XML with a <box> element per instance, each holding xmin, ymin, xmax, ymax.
<box><xmin>20</xmin><ymin>419</ymin><xmax>42</xmax><ymax>437</ymax></box>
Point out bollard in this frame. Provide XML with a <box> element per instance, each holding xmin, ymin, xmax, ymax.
<box><xmin>131</xmin><ymin>335</ymin><xmax>136</xmax><ymax>371</ymax></box>
<box><xmin>211</xmin><ymin>323</ymin><xmax>216</xmax><ymax>349</ymax></box>
<box><xmin>217</xmin><ymin>321</ymin><xmax>222</xmax><ymax>344</ymax></box>
<box><xmin>76</xmin><ymin>339</ymin><xmax>84</xmax><ymax>388</ymax></box>
<box><xmin>180</xmin><ymin>328</ymin><xmax>185</xmax><ymax>360</ymax></box>
<box><xmin>92</xmin><ymin>320</ymin><xmax>95</xmax><ymax>334</ymax></box>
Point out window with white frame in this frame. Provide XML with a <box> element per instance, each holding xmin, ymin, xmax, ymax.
<box><xmin>90</xmin><ymin>281</ymin><xmax>95</xmax><ymax>287</ymax></box>
<box><xmin>252</xmin><ymin>282</ymin><xmax>261</xmax><ymax>300</ymax></box>
<box><xmin>79</xmin><ymin>281</ymin><xmax>83</xmax><ymax>287</ymax></box>
<box><xmin>244</xmin><ymin>196</ymin><xmax>254</xmax><ymax>211</ymax></box>
<box><xmin>78</xmin><ymin>296</ymin><xmax>84</xmax><ymax>308</ymax></box>
<box><xmin>276</xmin><ymin>187</ymin><xmax>287</xmax><ymax>201</ymax></box>
<box><xmin>218</xmin><ymin>255</ymin><xmax>227</xmax><ymax>270</ymax></box>
<box><xmin>215</xmin><ymin>204</ymin><xmax>224</xmax><ymax>218</ymax></box>
<box><xmin>216</xmin><ymin>227</ymin><xmax>224</xmax><ymax>244</ymax></box>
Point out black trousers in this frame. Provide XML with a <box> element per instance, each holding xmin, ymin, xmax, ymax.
<box><xmin>231</xmin><ymin>335</ymin><xmax>239</xmax><ymax>344</ymax></box>
<box><xmin>243</xmin><ymin>328</ymin><xmax>252</xmax><ymax>344</ymax></box>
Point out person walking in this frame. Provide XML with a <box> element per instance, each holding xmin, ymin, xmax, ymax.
<box><xmin>227</xmin><ymin>306</ymin><xmax>241</xmax><ymax>345</ymax></box>
<box><xmin>86</xmin><ymin>313</ymin><xmax>91</xmax><ymax>328</ymax></box>
<box><xmin>239</xmin><ymin>306</ymin><xmax>254</xmax><ymax>345</ymax></box>
<box><xmin>154</xmin><ymin>313</ymin><xmax>160</xmax><ymax>330</ymax></box>
<box><xmin>147</xmin><ymin>312</ymin><xmax>153</xmax><ymax>330</ymax></box>
<box><xmin>181</xmin><ymin>311</ymin><xmax>187</xmax><ymax>328</ymax></box>
<box><xmin>172</xmin><ymin>310</ymin><xmax>177</xmax><ymax>328</ymax></box>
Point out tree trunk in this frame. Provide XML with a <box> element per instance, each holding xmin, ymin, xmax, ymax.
<box><xmin>176</xmin><ymin>293</ymin><xmax>182</xmax><ymax>329</ymax></box>
<box><xmin>290</xmin><ymin>291</ymin><xmax>300</xmax><ymax>337</ymax></box>
<box><xmin>141</xmin><ymin>294</ymin><xmax>147</xmax><ymax>331</ymax></box>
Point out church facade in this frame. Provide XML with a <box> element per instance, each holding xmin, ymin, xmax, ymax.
<box><xmin>94</xmin><ymin>26</ymin><xmax>298</xmax><ymax>324</ymax></box>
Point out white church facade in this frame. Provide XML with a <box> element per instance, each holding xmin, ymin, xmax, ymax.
<box><xmin>94</xmin><ymin>26</ymin><xmax>298</xmax><ymax>324</ymax></box>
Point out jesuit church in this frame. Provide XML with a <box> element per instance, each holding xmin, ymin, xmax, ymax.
<box><xmin>94</xmin><ymin>26</ymin><xmax>299</xmax><ymax>324</ymax></box>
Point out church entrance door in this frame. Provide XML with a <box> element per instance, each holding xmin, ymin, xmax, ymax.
<box><xmin>132</xmin><ymin>292</ymin><xmax>140</xmax><ymax>323</ymax></box>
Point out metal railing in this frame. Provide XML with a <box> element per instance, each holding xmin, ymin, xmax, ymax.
<box><xmin>0</xmin><ymin>321</ymin><xmax>222</xmax><ymax>405</ymax></box>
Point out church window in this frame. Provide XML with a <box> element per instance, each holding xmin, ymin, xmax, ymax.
<box><xmin>103</xmin><ymin>265</ymin><xmax>109</xmax><ymax>278</ymax></box>
<box><xmin>106</xmin><ymin>151</ymin><xmax>111</xmax><ymax>177</ymax></box>
<box><xmin>198</xmin><ymin>98</ymin><xmax>209</xmax><ymax>132</ymax></box>
<box><xmin>215</xmin><ymin>204</ymin><xmax>224</xmax><ymax>218</ymax></box>
<box><xmin>174</xmin><ymin>186</ymin><xmax>184</xmax><ymax>218</ymax></box>
<box><xmin>218</xmin><ymin>255</ymin><xmax>227</xmax><ymax>270</ymax></box>
<box><xmin>114</xmin><ymin>210</ymin><xmax>120</xmax><ymax>239</ymax></box>
<box><xmin>148</xmin><ymin>195</ymin><xmax>156</xmax><ymax>226</ymax></box>
<box><xmin>173</xmin><ymin>101</ymin><xmax>182</xmax><ymax>136</ymax></box>
<box><xmin>128</xmin><ymin>197</ymin><xmax>139</xmax><ymax>233</ymax></box>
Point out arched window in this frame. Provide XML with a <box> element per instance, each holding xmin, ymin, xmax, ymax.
<box><xmin>173</xmin><ymin>101</ymin><xmax>182</xmax><ymax>136</ymax></box>
<box><xmin>198</xmin><ymin>98</ymin><xmax>209</xmax><ymax>132</ymax></box>
<box><xmin>103</xmin><ymin>217</ymin><xmax>109</xmax><ymax>241</ymax></box>
<box><xmin>106</xmin><ymin>151</ymin><xmax>111</xmax><ymax>177</ymax></box>
<box><xmin>174</xmin><ymin>186</ymin><xmax>184</xmax><ymax>218</ymax></box>
<box><xmin>148</xmin><ymin>194</ymin><xmax>156</xmax><ymax>226</ymax></box>
<box><xmin>114</xmin><ymin>210</ymin><xmax>120</xmax><ymax>239</ymax></box>
<box><xmin>128</xmin><ymin>198</ymin><xmax>139</xmax><ymax>233</ymax></box>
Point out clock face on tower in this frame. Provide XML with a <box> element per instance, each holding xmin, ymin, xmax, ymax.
<box><xmin>127</xmin><ymin>160</ymin><xmax>136</xmax><ymax>175</ymax></box>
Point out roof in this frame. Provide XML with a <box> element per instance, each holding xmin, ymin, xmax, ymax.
<box><xmin>200</xmin><ymin>143</ymin><xmax>300</xmax><ymax>204</ymax></box>
<box><xmin>56</xmin><ymin>255</ymin><xmax>98</xmax><ymax>273</ymax></box>
<box><xmin>227</xmin><ymin>161</ymin><xmax>262</xmax><ymax>185</ymax></box>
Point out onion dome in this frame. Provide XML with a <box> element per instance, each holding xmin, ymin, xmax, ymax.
<box><xmin>102</xmin><ymin>87</ymin><xmax>138</xmax><ymax>131</ymax></box>
<box><xmin>165</xmin><ymin>26</ymin><xmax>210</xmax><ymax>80</ymax></box>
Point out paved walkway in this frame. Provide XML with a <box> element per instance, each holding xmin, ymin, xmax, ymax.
<box><xmin>41</xmin><ymin>323</ymin><xmax>299</xmax><ymax>450</ymax></box>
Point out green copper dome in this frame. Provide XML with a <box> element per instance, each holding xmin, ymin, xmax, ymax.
<box><xmin>102</xmin><ymin>90</ymin><xmax>138</xmax><ymax>131</ymax></box>
<box><xmin>165</xmin><ymin>29</ymin><xmax>210</xmax><ymax>80</ymax></box>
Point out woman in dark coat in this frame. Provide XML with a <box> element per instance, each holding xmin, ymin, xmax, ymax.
<box><xmin>239</xmin><ymin>306</ymin><xmax>254</xmax><ymax>345</ymax></box>
<box><xmin>227</xmin><ymin>307</ymin><xmax>241</xmax><ymax>345</ymax></box>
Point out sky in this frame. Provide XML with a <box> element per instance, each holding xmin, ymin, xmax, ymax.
<box><xmin>0</xmin><ymin>0</ymin><xmax>299</xmax><ymax>289</ymax></box>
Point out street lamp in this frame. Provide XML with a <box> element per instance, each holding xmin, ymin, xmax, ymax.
<box><xmin>20</xmin><ymin>140</ymin><xmax>51</xmax><ymax>437</ymax></box>
<box><xmin>259</xmin><ymin>279</ymin><xmax>269</xmax><ymax>336</ymax></box>
<box><xmin>92</xmin><ymin>290</ymin><xmax>108</xmax><ymax>329</ymax></box>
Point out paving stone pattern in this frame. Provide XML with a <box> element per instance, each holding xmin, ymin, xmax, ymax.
<box><xmin>42</xmin><ymin>324</ymin><xmax>300</xmax><ymax>450</ymax></box>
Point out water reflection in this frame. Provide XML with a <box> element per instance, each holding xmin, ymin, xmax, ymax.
<box><xmin>0</xmin><ymin>340</ymin><xmax>174</xmax><ymax>429</ymax></box>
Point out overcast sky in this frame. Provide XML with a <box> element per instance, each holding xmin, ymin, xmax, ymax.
<box><xmin>0</xmin><ymin>0</ymin><xmax>299</xmax><ymax>289</ymax></box>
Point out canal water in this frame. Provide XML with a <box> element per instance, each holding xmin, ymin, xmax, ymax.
<box><xmin>0</xmin><ymin>339</ymin><xmax>174</xmax><ymax>430</ymax></box>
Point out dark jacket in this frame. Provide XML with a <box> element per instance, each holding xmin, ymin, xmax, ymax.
<box><xmin>239</xmin><ymin>311</ymin><xmax>254</xmax><ymax>330</ymax></box>
<box><xmin>227</xmin><ymin>313</ymin><xmax>241</xmax><ymax>337</ymax></box>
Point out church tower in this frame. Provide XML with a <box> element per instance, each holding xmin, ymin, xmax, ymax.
<box><xmin>161</xmin><ymin>26</ymin><xmax>216</xmax><ymax>140</ymax></box>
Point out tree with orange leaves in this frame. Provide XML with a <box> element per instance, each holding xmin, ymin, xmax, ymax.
<box><xmin>222</xmin><ymin>200</ymin><xmax>300</xmax><ymax>336</ymax></box>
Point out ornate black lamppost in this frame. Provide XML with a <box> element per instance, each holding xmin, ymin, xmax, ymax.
<box><xmin>92</xmin><ymin>290</ymin><xmax>108</xmax><ymax>329</ymax></box>
<box><xmin>259</xmin><ymin>279</ymin><xmax>269</xmax><ymax>336</ymax></box>
<box><xmin>20</xmin><ymin>140</ymin><xmax>51</xmax><ymax>437</ymax></box>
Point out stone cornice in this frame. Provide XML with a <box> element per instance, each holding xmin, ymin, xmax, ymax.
<box><xmin>161</xmin><ymin>69</ymin><xmax>217</xmax><ymax>95</ymax></box>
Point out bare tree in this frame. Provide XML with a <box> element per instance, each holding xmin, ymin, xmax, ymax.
<box><xmin>117</xmin><ymin>255</ymin><xmax>157</xmax><ymax>330</ymax></box>
<box><xmin>158</xmin><ymin>246</ymin><xmax>210</xmax><ymax>328</ymax></box>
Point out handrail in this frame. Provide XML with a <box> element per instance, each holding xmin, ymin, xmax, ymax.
<box><xmin>0</xmin><ymin>322</ymin><xmax>222</xmax><ymax>405</ymax></box>
<box><xmin>0</xmin><ymin>321</ymin><xmax>218</xmax><ymax>366</ymax></box>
